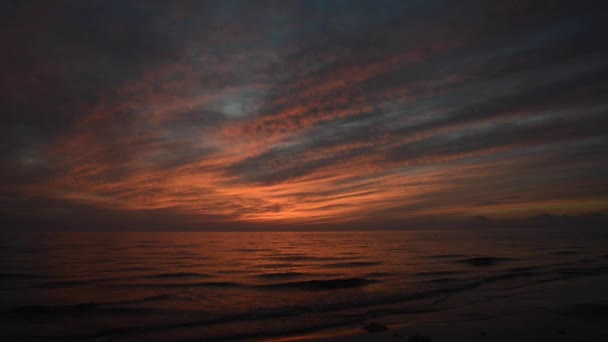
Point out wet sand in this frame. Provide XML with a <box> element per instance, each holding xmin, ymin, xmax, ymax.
<box><xmin>276</xmin><ymin>274</ymin><xmax>608</xmax><ymax>342</ymax></box>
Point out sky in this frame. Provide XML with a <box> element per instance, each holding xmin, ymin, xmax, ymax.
<box><xmin>1</xmin><ymin>0</ymin><xmax>607</xmax><ymax>230</ymax></box>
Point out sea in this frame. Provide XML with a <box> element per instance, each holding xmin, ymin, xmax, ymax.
<box><xmin>1</xmin><ymin>228</ymin><xmax>607</xmax><ymax>341</ymax></box>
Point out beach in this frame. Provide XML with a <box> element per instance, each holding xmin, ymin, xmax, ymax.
<box><xmin>282</xmin><ymin>273</ymin><xmax>608</xmax><ymax>342</ymax></box>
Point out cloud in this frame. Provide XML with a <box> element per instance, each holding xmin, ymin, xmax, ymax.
<box><xmin>1</xmin><ymin>0</ymin><xmax>607</xmax><ymax>229</ymax></box>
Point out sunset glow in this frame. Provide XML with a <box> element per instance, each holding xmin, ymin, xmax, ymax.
<box><xmin>3</xmin><ymin>2</ymin><xmax>608</xmax><ymax>341</ymax></box>
<box><xmin>2</xmin><ymin>1</ymin><xmax>607</xmax><ymax>230</ymax></box>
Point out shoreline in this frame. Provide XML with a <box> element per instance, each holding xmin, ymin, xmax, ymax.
<box><xmin>268</xmin><ymin>274</ymin><xmax>608</xmax><ymax>342</ymax></box>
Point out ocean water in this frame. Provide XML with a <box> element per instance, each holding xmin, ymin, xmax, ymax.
<box><xmin>1</xmin><ymin>228</ymin><xmax>607</xmax><ymax>341</ymax></box>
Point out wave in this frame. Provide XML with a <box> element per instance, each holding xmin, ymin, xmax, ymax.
<box><xmin>414</xmin><ymin>270</ymin><xmax>466</xmax><ymax>277</ymax></box>
<box><xmin>365</xmin><ymin>272</ymin><xmax>393</xmax><ymax>277</ymax></box>
<box><xmin>259</xmin><ymin>277</ymin><xmax>378</xmax><ymax>290</ymax></box>
<box><xmin>253</xmin><ymin>263</ymin><xmax>299</xmax><ymax>269</ymax></box>
<box><xmin>425</xmin><ymin>254</ymin><xmax>468</xmax><ymax>259</ymax></box>
<box><xmin>168</xmin><ymin>256</ymin><xmax>205</xmax><ymax>260</ymax></box>
<box><xmin>35</xmin><ymin>276</ymin><xmax>382</xmax><ymax>292</ymax></box>
<box><xmin>255</xmin><ymin>272</ymin><xmax>306</xmax><ymax>279</ymax></box>
<box><xmin>455</xmin><ymin>257</ymin><xmax>512</xmax><ymax>266</ymax></box>
<box><xmin>12</xmin><ymin>271</ymin><xmax>559</xmax><ymax>341</ymax></box>
<box><xmin>117</xmin><ymin>266</ymin><xmax>156</xmax><ymax>272</ymax></box>
<box><xmin>322</xmin><ymin>261</ymin><xmax>382</xmax><ymax>268</ymax></box>
<box><xmin>236</xmin><ymin>248</ymin><xmax>272</xmax><ymax>253</ymax></box>
<box><xmin>505</xmin><ymin>266</ymin><xmax>540</xmax><ymax>272</ymax></box>
<box><xmin>115</xmin><ymin>281</ymin><xmax>241</xmax><ymax>289</ymax></box>
<box><xmin>5</xmin><ymin>294</ymin><xmax>173</xmax><ymax>317</ymax></box>
<box><xmin>35</xmin><ymin>279</ymin><xmax>110</xmax><ymax>288</ymax></box>
<box><xmin>5</xmin><ymin>303</ymin><xmax>154</xmax><ymax>316</ymax></box>
<box><xmin>27</xmin><ymin>273</ymin><xmax>212</xmax><ymax>289</ymax></box>
<box><xmin>138</xmin><ymin>272</ymin><xmax>211</xmax><ymax>279</ymax></box>
<box><xmin>425</xmin><ymin>277</ymin><xmax>465</xmax><ymax>284</ymax></box>
<box><xmin>483</xmin><ymin>271</ymin><xmax>540</xmax><ymax>283</ymax></box>
<box><xmin>420</xmin><ymin>269</ymin><xmax>542</xmax><ymax>285</ymax></box>
<box><xmin>269</xmin><ymin>255</ymin><xmax>338</xmax><ymax>262</ymax></box>
<box><xmin>110</xmin><ymin>294</ymin><xmax>172</xmax><ymax>305</ymax></box>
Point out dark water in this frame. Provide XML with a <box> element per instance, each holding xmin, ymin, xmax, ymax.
<box><xmin>1</xmin><ymin>229</ymin><xmax>607</xmax><ymax>341</ymax></box>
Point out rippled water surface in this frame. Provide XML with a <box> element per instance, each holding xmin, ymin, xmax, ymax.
<box><xmin>1</xmin><ymin>229</ymin><xmax>607</xmax><ymax>341</ymax></box>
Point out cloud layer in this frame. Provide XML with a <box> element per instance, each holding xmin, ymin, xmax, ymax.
<box><xmin>2</xmin><ymin>0</ymin><xmax>608</xmax><ymax>229</ymax></box>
